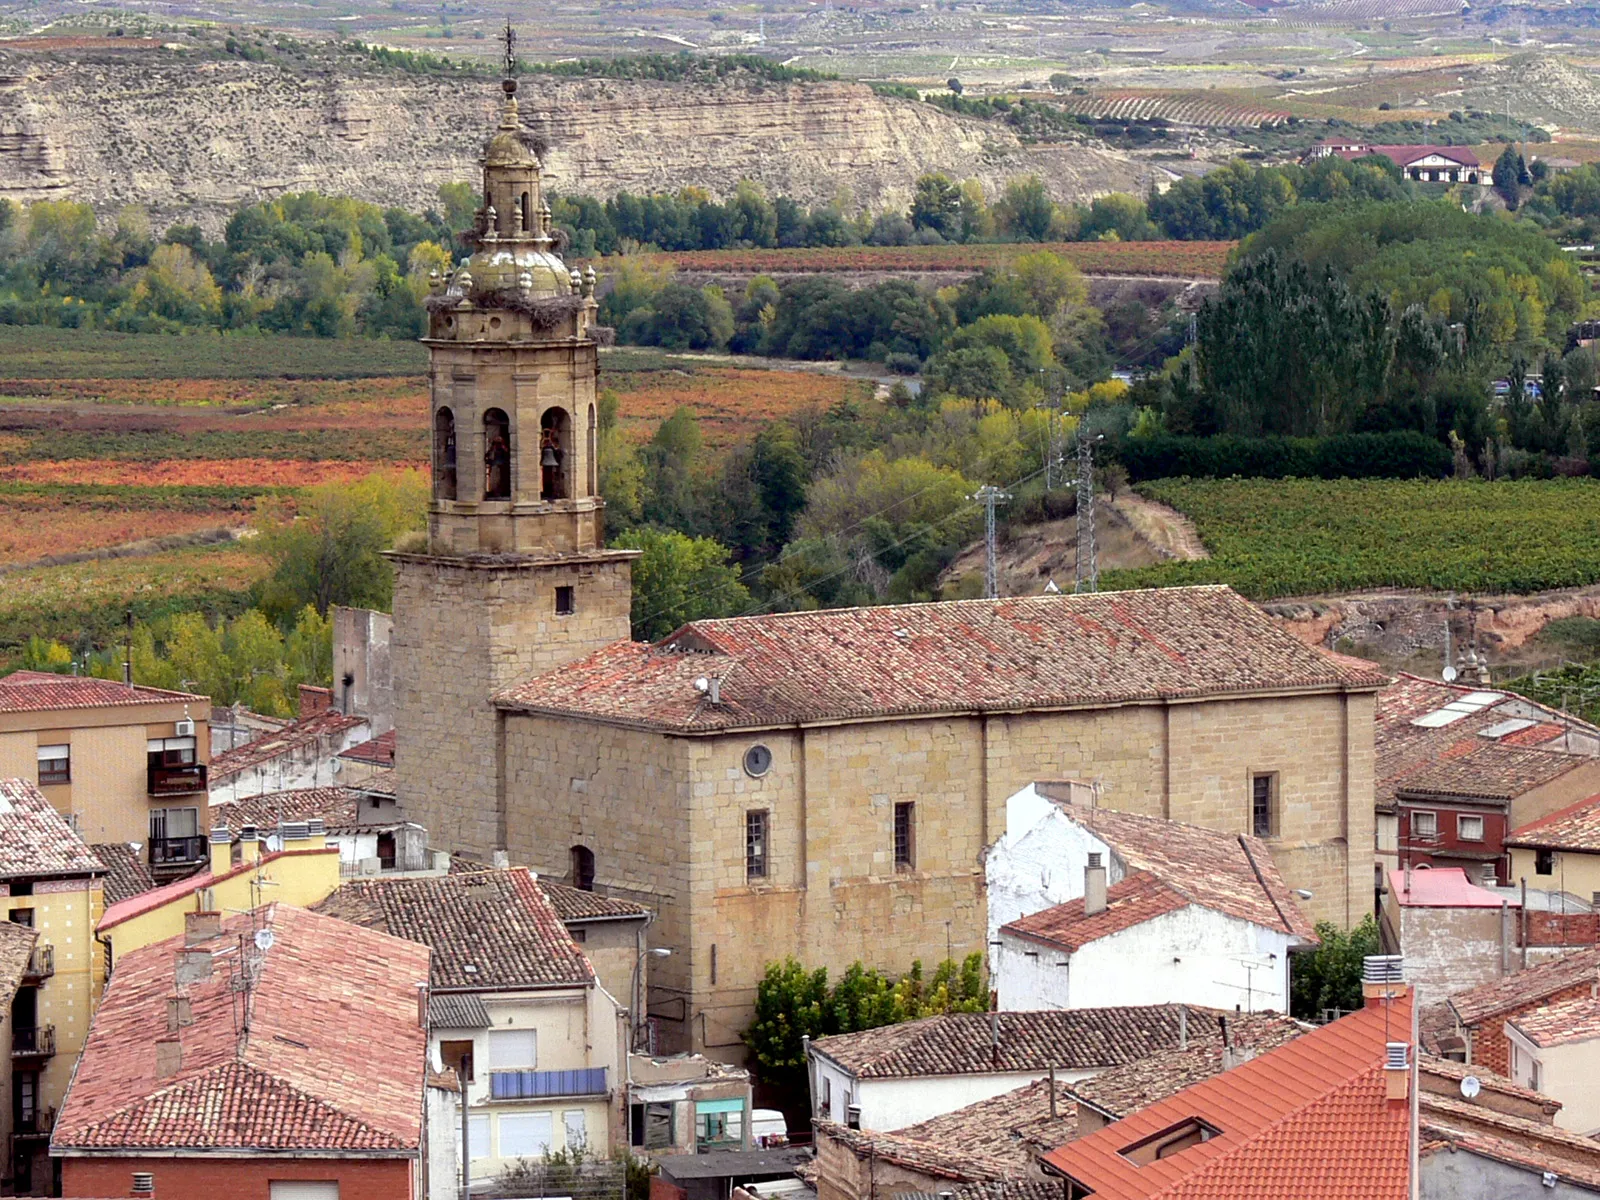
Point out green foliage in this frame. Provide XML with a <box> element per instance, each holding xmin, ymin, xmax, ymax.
<box><xmin>1507</xmin><ymin>660</ymin><xmax>1600</xmax><ymax>727</ymax></box>
<box><xmin>526</xmin><ymin>52</ymin><xmax>834</xmax><ymax>85</ymax></box>
<box><xmin>1289</xmin><ymin>915</ymin><xmax>1380</xmax><ymax>1020</ymax></box>
<box><xmin>609</xmin><ymin>527</ymin><xmax>752</xmax><ymax>641</ymax></box>
<box><xmin>744</xmin><ymin>953</ymin><xmax>988</xmax><ymax>1094</ymax></box>
<box><xmin>256</xmin><ymin>470</ymin><xmax>428</xmax><ymax>619</ymax></box>
<box><xmin>1116</xmin><ymin>432</ymin><xmax>1451</xmax><ymax>482</ymax></box>
<box><xmin>1106</xmin><ymin>478</ymin><xmax>1600</xmax><ymax>598</ymax></box>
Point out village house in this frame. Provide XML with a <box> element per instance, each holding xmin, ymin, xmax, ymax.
<box><xmin>1504</xmin><ymin>995</ymin><xmax>1600</xmax><ymax>1135</ymax></box>
<box><xmin>1376</xmin><ymin>673</ymin><xmax>1600</xmax><ymax>891</ymax></box>
<box><xmin>535</xmin><ymin>878</ymin><xmax>653</xmax><ymax>1036</ymax></box>
<box><xmin>337</xmin><ymin>727</ymin><xmax>396</xmax><ymax>790</ymax></box>
<box><xmin>387</xmin><ymin>75</ymin><xmax>1385</xmax><ymax>1061</ymax></box>
<box><xmin>1039</xmin><ymin>959</ymin><xmax>1415</xmax><ymax>1199</ymax></box>
<box><xmin>213</xmin><ymin>785</ymin><xmax>431</xmax><ymax>876</ymax></box>
<box><xmin>207</xmin><ymin>686</ymin><xmax>370</xmax><ymax>804</ymax></box>
<box><xmin>1302</xmin><ymin>140</ymin><xmax>1484</xmax><ymax>183</ymax></box>
<box><xmin>807</xmin><ymin>1007</ymin><xmax>1208</xmax><ymax>1132</ymax></box>
<box><xmin>1447</xmin><ymin>945</ymin><xmax>1600</xmax><ymax>1076</ymax></box>
<box><xmin>626</xmin><ymin>1052</ymin><xmax>754</xmax><ymax>1158</ymax></box>
<box><xmin>0</xmin><ymin>672</ymin><xmax>211</xmax><ymax>877</ymax></box>
<box><xmin>986</xmin><ymin>786</ymin><xmax>1315</xmax><ymax>1013</ymax></box>
<box><xmin>1381</xmin><ymin>867</ymin><xmax>1518</xmax><ymax>1004</ymax></box>
<box><xmin>1506</xmin><ymin>791</ymin><xmax>1600</xmax><ymax>901</ymax></box>
<box><xmin>333</xmin><ymin>606</ymin><xmax>395</xmax><ymax>735</ymax></box>
<box><xmin>0</xmin><ymin>779</ymin><xmax>107</xmax><ymax>1194</ymax></box>
<box><xmin>51</xmin><ymin>903</ymin><xmax>430</xmax><ymax>1200</ymax></box>
<box><xmin>313</xmin><ymin>868</ymin><xmax>627</xmax><ymax>1181</ymax></box>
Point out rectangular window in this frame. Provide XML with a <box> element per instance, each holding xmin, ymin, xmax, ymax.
<box><xmin>36</xmin><ymin>745</ymin><xmax>69</xmax><ymax>786</ymax></box>
<box><xmin>1536</xmin><ymin>848</ymin><xmax>1555</xmax><ymax>876</ymax></box>
<box><xmin>1531</xmin><ymin>1059</ymin><xmax>1542</xmax><ymax>1092</ymax></box>
<box><xmin>563</xmin><ymin>1109</ymin><xmax>587</xmax><ymax>1152</ymax></box>
<box><xmin>1411</xmin><ymin>811</ymin><xmax>1438</xmax><ymax>839</ymax></box>
<box><xmin>268</xmin><ymin>1185</ymin><xmax>339</xmax><ymax>1200</ymax></box>
<box><xmin>640</xmin><ymin>1101</ymin><xmax>674</xmax><ymax>1149</ymax></box>
<box><xmin>499</xmin><ymin>1111</ymin><xmax>554</xmax><ymax>1159</ymax></box>
<box><xmin>555</xmin><ymin>586</ymin><xmax>575</xmax><ymax>616</ymax></box>
<box><xmin>695</xmin><ymin>1099</ymin><xmax>744</xmax><ymax>1149</ymax></box>
<box><xmin>745</xmin><ymin>810</ymin><xmax>769</xmax><ymax>880</ymax></box>
<box><xmin>469</xmin><ymin>1114</ymin><xmax>490</xmax><ymax>1161</ymax></box>
<box><xmin>1458</xmin><ymin>814</ymin><xmax>1485</xmax><ymax>843</ymax></box>
<box><xmin>1251</xmin><ymin>773</ymin><xmax>1276</xmax><ymax>837</ymax></box>
<box><xmin>894</xmin><ymin>801</ymin><xmax>916</xmax><ymax>870</ymax></box>
<box><xmin>489</xmin><ymin>1028</ymin><xmax>537</xmax><ymax>1070</ymax></box>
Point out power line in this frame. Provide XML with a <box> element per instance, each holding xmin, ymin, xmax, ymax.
<box><xmin>969</xmin><ymin>485</ymin><xmax>1013</xmax><ymax>599</ymax></box>
<box><xmin>1075</xmin><ymin>434</ymin><xmax>1103</xmax><ymax>594</ymax></box>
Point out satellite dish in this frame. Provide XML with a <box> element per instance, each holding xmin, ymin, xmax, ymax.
<box><xmin>1460</xmin><ymin>1075</ymin><xmax>1481</xmax><ymax>1100</ymax></box>
<box><xmin>1442</xmin><ymin>665</ymin><xmax>1459</xmax><ymax>683</ymax></box>
<box><xmin>254</xmin><ymin>928</ymin><xmax>275</xmax><ymax>952</ymax></box>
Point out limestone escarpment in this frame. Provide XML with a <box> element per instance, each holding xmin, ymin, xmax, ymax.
<box><xmin>0</xmin><ymin>50</ymin><xmax>1143</xmax><ymax>231</ymax></box>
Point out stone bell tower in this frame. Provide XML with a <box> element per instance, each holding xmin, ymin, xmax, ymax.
<box><xmin>390</xmin><ymin>55</ymin><xmax>636</xmax><ymax>857</ymax></box>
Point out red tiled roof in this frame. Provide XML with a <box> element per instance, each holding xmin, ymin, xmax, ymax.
<box><xmin>0</xmin><ymin>670</ymin><xmax>206</xmax><ymax>714</ymax></box>
<box><xmin>1506</xmin><ymin>791</ymin><xmax>1600</xmax><ymax>852</ymax></box>
<box><xmin>213</xmin><ymin>786</ymin><xmax>361</xmax><ymax>833</ymax></box>
<box><xmin>209</xmin><ymin>708</ymin><xmax>366</xmax><ymax>781</ymax></box>
<box><xmin>817</xmin><ymin>1121</ymin><xmax>1019</xmax><ymax>1182</ymax></box>
<box><xmin>1328</xmin><ymin>144</ymin><xmax>1480</xmax><ymax>167</ymax></box>
<box><xmin>496</xmin><ymin>587</ymin><xmax>1388</xmax><ymax>732</ymax></box>
<box><xmin>1388</xmin><ymin>867</ymin><xmax>1506</xmax><ymax>908</ymax></box>
<box><xmin>1508</xmin><ymin>994</ymin><xmax>1600</xmax><ymax>1048</ymax></box>
<box><xmin>1420</xmin><ymin>1091</ymin><xmax>1600</xmax><ymax>1188</ymax></box>
<box><xmin>96</xmin><ymin>846</ymin><xmax>338</xmax><ymax>933</ymax></box>
<box><xmin>54</xmin><ymin>904</ymin><xmax>428</xmax><ymax>1153</ymax></box>
<box><xmin>1040</xmin><ymin>995</ymin><xmax>1414</xmax><ymax>1200</ymax></box>
<box><xmin>1450</xmin><ymin>945</ymin><xmax>1600</xmax><ymax>1026</ymax></box>
<box><xmin>339</xmin><ymin>728</ymin><xmax>396</xmax><ymax>766</ymax></box>
<box><xmin>536</xmin><ymin>879</ymin><xmax>651</xmax><ymax>923</ymax></box>
<box><xmin>1003</xmin><ymin>871</ymin><xmax>1188</xmax><ymax>951</ymax></box>
<box><xmin>1029</xmin><ymin>794</ymin><xmax>1315</xmax><ymax>939</ymax></box>
<box><xmin>812</xmin><ymin>1007</ymin><xmax>1198</xmax><ymax>1079</ymax></box>
<box><xmin>0</xmin><ymin>779</ymin><xmax>103</xmax><ymax>878</ymax></box>
<box><xmin>313</xmin><ymin>868</ymin><xmax>593</xmax><ymax>990</ymax></box>
<box><xmin>88</xmin><ymin>843</ymin><xmax>156</xmax><ymax>906</ymax></box>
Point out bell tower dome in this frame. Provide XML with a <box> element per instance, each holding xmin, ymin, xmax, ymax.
<box><xmin>391</xmin><ymin>38</ymin><xmax>637</xmax><ymax>856</ymax></box>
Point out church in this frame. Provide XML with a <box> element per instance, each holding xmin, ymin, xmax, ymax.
<box><xmin>392</xmin><ymin>72</ymin><xmax>1384</xmax><ymax>1060</ymax></box>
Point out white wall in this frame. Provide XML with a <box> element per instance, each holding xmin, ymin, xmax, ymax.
<box><xmin>995</xmin><ymin>904</ymin><xmax>1294</xmax><ymax>1013</ymax></box>
<box><xmin>1510</xmin><ymin>1027</ymin><xmax>1600</xmax><ymax>1136</ymax></box>
<box><xmin>426</xmin><ymin>1082</ymin><xmax>462</xmax><ymax>1200</ymax></box>
<box><xmin>811</xmin><ymin>1053</ymin><xmax>1095</xmax><ymax>1132</ymax></box>
<box><xmin>986</xmin><ymin>785</ymin><xmax>1123</xmax><ymax>947</ymax></box>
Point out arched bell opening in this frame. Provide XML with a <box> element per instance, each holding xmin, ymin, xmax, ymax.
<box><xmin>483</xmin><ymin>407</ymin><xmax>512</xmax><ymax>501</ymax></box>
<box><xmin>540</xmin><ymin>407</ymin><xmax>572</xmax><ymax>501</ymax></box>
<box><xmin>434</xmin><ymin>407</ymin><xmax>458</xmax><ymax>501</ymax></box>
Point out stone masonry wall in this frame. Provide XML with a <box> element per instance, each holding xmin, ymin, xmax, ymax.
<box><xmin>392</xmin><ymin>555</ymin><xmax>631</xmax><ymax>855</ymax></box>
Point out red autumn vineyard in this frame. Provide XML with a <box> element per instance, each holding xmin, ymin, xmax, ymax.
<box><xmin>646</xmin><ymin>240</ymin><xmax>1234</xmax><ymax>280</ymax></box>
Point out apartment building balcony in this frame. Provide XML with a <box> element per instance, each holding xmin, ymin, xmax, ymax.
<box><xmin>148</xmin><ymin>836</ymin><xmax>206</xmax><ymax>868</ymax></box>
<box><xmin>12</xmin><ymin>1027</ymin><xmax>54</xmax><ymax>1062</ymax></box>
<box><xmin>10</xmin><ymin>1107</ymin><xmax>53</xmax><ymax>1142</ymax></box>
<box><xmin>19</xmin><ymin>947</ymin><xmax>52</xmax><ymax>986</ymax></box>
<box><xmin>148</xmin><ymin>763</ymin><xmax>207</xmax><ymax>796</ymax></box>
<box><xmin>488</xmin><ymin>1066</ymin><xmax>608</xmax><ymax>1101</ymax></box>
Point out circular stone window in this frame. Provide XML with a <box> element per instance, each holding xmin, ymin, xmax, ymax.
<box><xmin>743</xmin><ymin>744</ymin><xmax>773</xmax><ymax>778</ymax></box>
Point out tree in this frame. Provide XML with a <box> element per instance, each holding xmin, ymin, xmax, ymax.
<box><xmin>994</xmin><ymin>176</ymin><xmax>1056</xmax><ymax>242</ymax></box>
<box><xmin>610</xmin><ymin>527</ymin><xmax>752</xmax><ymax>641</ymax></box>
<box><xmin>947</xmin><ymin>77</ymin><xmax>963</xmax><ymax>94</ymax></box>
<box><xmin>1289</xmin><ymin>915</ymin><xmax>1380</xmax><ymax>1020</ymax></box>
<box><xmin>743</xmin><ymin>959</ymin><xmax>831</xmax><ymax>1096</ymax></box>
<box><xmin>910</xmin><ymin>173</ymin><xmax>962</xmax><ymax>240</ymax></box>
<box><xmin>1494</xmin><ymin>145</ymin><xmax>1525</xmax><ymax>209</ymax></box>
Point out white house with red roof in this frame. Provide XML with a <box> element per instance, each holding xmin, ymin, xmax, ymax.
<box><xmin>988</xmin><ymin>782</ymin><xmax>1315</xmax><ymax>1014</ymax></box>
<box><xmin>1505</xmin><ymin>995</ymin><xmax>1600</xmax><ymax>1136</ymax></box>
<box><xmin>1303</xmin><ymin>140</ymin><xmax>1484</xmax><ymax>184</ymax></box>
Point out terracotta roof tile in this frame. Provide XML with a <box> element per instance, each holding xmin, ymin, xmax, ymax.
<box><xmin>1419</xmin><ymin>1091</ymin><xmax>1600</xmax><ymax>1188</ymax></box>
<box><xmin>1003</xmin><ymin>872</ymin><xmax>1189</xmax><ymax>951</ymax></box>
<box><xmin>0</xmin><ymin>670</ymin><xmax>205</xmax><ymax>714</ymax></box>
<box><xmin>314</xmin><ymin>868</ymin><xmax>593</xmax><ymax>990</ymax></box>
<box><xmin>53</xmin><ymin>904</ymin><xmax>428</xmax><ymax>1153</ymax></box>
<box><xmin>1018</xmin><ymin>799</ymin><xmax>1316</xmax><ymax>939</ymax></box>
<box><xmin>537</xmin><ymin>879</ymin><xmax>651</xmax><ymax>922</ymax></box>
<box><xmin>899</xmin><ymin>1077</ymin><xmax>1078</xmax><ymax>1165</ymax></box>
<box><xmin>497</xmin><ymin>587</ymin><xmax>1387</xmax><ymax>732</ymax></box>
<box><xmin>1448</xmin><ymin>946</ymin><xmax>1600</xmax><ymax>1026</ymax></box>
<box><xmin>0</xmin><ymin>921</ymin><xmax>38</xmax><ymax>1001</ymax></box>
<box><xmin>88</xmin><ymin>843</ymin><xmax>156</xmax><ymax>906</ymax></box>
<box><xmin>0</xmin><ymin>779</ymin><xmax>103</xmax><ymax>878</ymax></box>
<box><xmin>1508</xmin><ymin>993</ymin><xmax>1600</xmax><ymax>1047</ymax></box>
<box><xmin>429</xmin><ymin>992</ymin><xmax>491</xmax><ymax>1029</ymax></box>
<box><xmin>209</xmin><ymin>708</ymin><xmax>366</xmax><ymax>782</ymax></box>
<box><xmin>818</xmin><ymin>1121</ymin><xmax>1019</xmax><ymax>1182</ymax></box>
<box><xmin>338</xmin><ymin>728</ymin><xmax>396</xmax><ymax>765</ymax></box>
<box><xmin>1040</xmin><ymin>995</ymin><xmax>1414</xmax><ymax>1200</ymax></box>
<box><xmin>213</xmin><ymin>787</ymin><xmax>361</xmax><ymax>832</ymax></box>
<box><xmin>812</xmin><ymin>1007</ymin><xmax>1199</xmax><ymax>1079</ymax></box>
<box><xmin>889</xmin><ymin>1185</ymin><xmax>1062</xmax><ymax>1200</ymax></box>
<box><xmin>1506</xmin><ymin>791</ymin><xmax>1600</xmax><ymax>851</ymax></box>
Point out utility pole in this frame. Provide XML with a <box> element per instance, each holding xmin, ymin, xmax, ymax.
<box><xmin>1075</xmin><ymin>435</ymin><xmax>1103</xmax><ymax>594</ymax></box>
<box><xmin>970</xmin><ymin>485</ymin><xmax>1012</xmax><ymax>599</ymax></box>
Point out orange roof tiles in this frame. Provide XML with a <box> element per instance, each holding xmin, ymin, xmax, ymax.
<box><xmin>1040</xmin><ymin>994</ymin><xmax>1414</xmax><ymax>1200</ymax></box>
<box><xmin>0</xmin><ymin>670</ymin><xmax>206</xmax><ymax>714</ymax></box>
<box><xmin>1449</xmin><ymin>946</ymin><xmax>1600</xmax><ymax>1026</ymax></box>
<box><xmin>209</xmin><ymin>708</ymin><xmax>366</xmax><ymax>781</ymax></box>
<box><xmin>0</xmin><ymin>779</ymin><xmax>104</xmax><ymax>878</ymax></box>
<box><xmin>214</xmin><ymin>786</ymin><xmax>362</xmax><ymax>832</ymax></box>
<box><xmin>54</xmin><ymin>904</ymin><xmax>429</xmax><ymax>1154</ymax></box>
<box><xmin>1003</xmin><ymin>871</ymin><xmax>1189</xmax><ymax>951</ymax></box>
<box><xmin>1508</xmin><ymin>994</ymin><xmax>1600</xmax><ymax>1048</ymax></box>
<box><xmin>1506</xmin><ymin>791</ymin><xmax>1600</xmax><ymax>852</ymax></box>
<box><xmin>496</xmin><ymin>586</ymin><xmax>1388</xmax><ymax>733</ymax></box>
<box><xmin>339</xmin><ymin>728</ymin><xmax>396</xmax><ymax>766</ymax></box>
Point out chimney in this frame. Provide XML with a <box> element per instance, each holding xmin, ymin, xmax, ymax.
<box><xmin>1384</xmin><ymin>1041</ymin><xmax>1410</xmax><ymax>1103</ymax></box>
<box><xmin>183</xmin><ymin>910</ymin><xmax>220</xmax><ymax>946</ymax></box>
<box><xmin>174</xmin><ymin>948</ymin><xmax>213</xmax><ymax>987</ymax></box>
<box><xmin>297</xmin><ymin>683</ymin><xmax>333</xmax><ymax>718</ymax></box>
<box><xmin>166</xmin><ymin>995</ymin><xmax>193</xmax><ymax>1033</ymax></box>
<box><xmin>304</xmin><ymin>818</ymin><xmax>326</xmax><ymax>849</ymax></box>
<box><xmin>280</xmin><ymin>821</ymin><xmax>310</xmax><ymax>845</ymax></box>
<box><xmin>492</xmin><ymin>849</ymin><xmax>510</xmax><ymax>870</ymax></box>
<box><xmin>1362</xmin><ymin>955</ymin><xmax>1408</xmax><ymax>1008</ymax></box>
<box><xmin>416</xmin><ymin>981</ymin><xmax>429</xmax><ymax>1030</ymax></box>
<box><xmin>154</xmin><ymin>1037</ymin><xmax>182</xmax><ymax>1079</ymax></box>
<box><xmin>1178</xmin><ymin>1005</ymin><xmax>1188</xmax><ymax>1051</ymax></box>
<box><xmin>239</xmin><ymin>825</ymin><xmax>260</xmax><ymax>864</ymax></box>
<box><xmin>1084</xmin><ymin>852</ymin><xmax>1107</xmax><ymax>917</ymax></box>
<box><xmin>208</xmin><ymin>825</ymin><xmax>231</xmax><ymax>876</ymax></box>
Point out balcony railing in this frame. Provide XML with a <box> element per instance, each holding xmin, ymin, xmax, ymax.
<box><xmin>11</xmin><ymin>1107</ymin><xmax>53</xmax><ymax>1139</ymax></box>
<box><xmin>21</xmin><ymin>946</ymin><xmax>52</xmax><ymax>984</ymax></box>
<box><xmin>148</xmin><ymin>764</ymin><xmax>207</xmax><ymax>796</ymax></box>
<box><xmin>12</xmin><ymin>1026</ymin><xmax>54</xmax><ymax>1060</ymax></box>
<box><xmin>489</xmin><ymin>1067</ymin><xmax>607</xmax><ymax>1101</ymax></box>
<box><xmin>149</xmin><ymin>836</ymin><xmax>207</xmax><ymax>867</ymax></box>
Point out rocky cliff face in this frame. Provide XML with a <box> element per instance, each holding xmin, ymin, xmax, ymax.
<box><xmin>0</xmin><ymin>49</ymin><xmax>1142</xmax><ymax>231</ymax></box>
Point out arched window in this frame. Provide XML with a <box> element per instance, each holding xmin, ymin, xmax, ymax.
<box><xmin>483</xmin><ymin>408</ymin><xmax>512</xmax><ymax>500</ymax></box>
<box><xmin>540</xmin><ymin>407</ymin><xmax>572</xmax><ymax>501</ymax></box>
<box><xmin>521</xmin><ymin>190</ymin><xmax>531</xmax><ymax>233</ymax></box>
<box><xmin>587</xmin><ymin>404</ymin><xmax>598</xmax><ymax>497</ymax></box>
<box><xmin>571</xmin><ymin>845</ymin><xmax>595</xmax><ymax>892</ymax></box>
<box><xmin>434</xmin><ymin>407</ymin><xmax>457</xmax><ymax>501</ymax></box>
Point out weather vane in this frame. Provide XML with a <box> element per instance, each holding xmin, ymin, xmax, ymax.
<box><xmin>502</xmin><ymin>19</ymin><xmax>516</xmax><ymax>79</ymax></box>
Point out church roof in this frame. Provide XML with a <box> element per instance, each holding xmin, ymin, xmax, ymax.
<box><xmin>495</xmin><ymin>586</ymin><xmax>1386</xmax><ymax>733</ymax></box>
